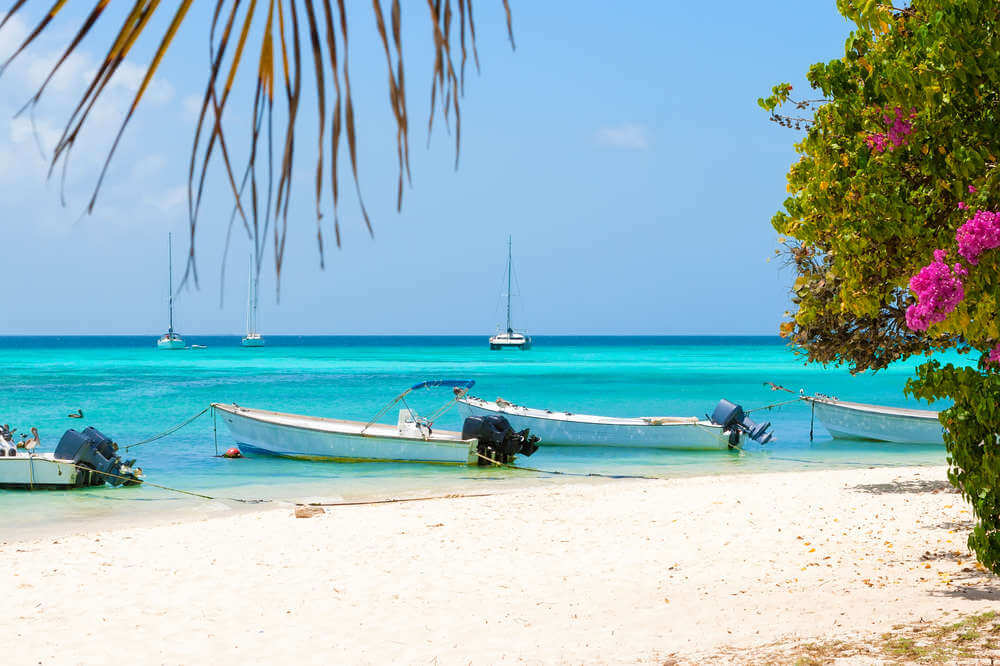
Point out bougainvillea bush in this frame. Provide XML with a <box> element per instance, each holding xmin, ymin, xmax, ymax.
<box><xmin>761</xmin><ymin>0</ymin><xmax>1000</xmax><ymax>570</ymax></box>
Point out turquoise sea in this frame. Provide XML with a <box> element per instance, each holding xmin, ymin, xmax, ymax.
<box><xmin>0</xmin><ymin>336</ymin><xmax>964</xmax><ymax>536</ymax></box>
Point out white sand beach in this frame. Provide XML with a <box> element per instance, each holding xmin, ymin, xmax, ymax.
<box><xmin>2</xmin><ymin>465</ymin><xmax>996</xmax><ymax>664</ymax></box>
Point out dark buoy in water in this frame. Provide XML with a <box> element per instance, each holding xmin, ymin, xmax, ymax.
<box><xmin>222</xmin><ymin>447</ymin><xmax>243</xmax><ymax>459</ymax></box>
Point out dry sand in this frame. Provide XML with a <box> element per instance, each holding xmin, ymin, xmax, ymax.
<box><xmin>2</xmin><ymin>465</ymin><xmax>997</xmax><ymax>664</ymax></box>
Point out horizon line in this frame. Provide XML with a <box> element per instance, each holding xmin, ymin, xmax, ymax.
<box><xmin>0</xmin><ymin>332</ymin><xmax>785</xmax><ymax>338</ymax></box>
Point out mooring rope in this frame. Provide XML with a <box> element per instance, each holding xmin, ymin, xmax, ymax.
<box><xmin>298</xmin><ymin>493</ymin><xmax>495</xmax><ymax>507</ymax></box>
<box><xmin>27</xmin><ymin>456</ymin><xmax>270</xmax><ymax>503</ymax></box>
<box><xmin>124</xmin><ymin>406</ymin><xmax>211</xmax><ymax>452</ymax></box>
<box><xmin>472</xmin><ymin>449</ymin><xmax>664</xmax><ymax>480</ymax></box>
<box><xmin>744</xmin><ymin>397</ymin><xmax>806</xmax><ymax>414</ymax></box>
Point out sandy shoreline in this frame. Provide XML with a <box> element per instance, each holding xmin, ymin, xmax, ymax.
<box><xmin>3</xmin><ymin>465</ymin><xmax>997</xmax><ymax>664</ymax></box>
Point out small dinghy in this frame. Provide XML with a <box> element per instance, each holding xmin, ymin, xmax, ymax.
<box><xmin>0</xmin><ymin>426</ymin><xmax>142</xmax><ymax>490</ymax></box>
<box><xmin>213</xmin><ymin>380</ymin><xmax>541</xmax><ymax>465</ymax></box>
<box><xmin>803</xmin><ymin>395</ymin><xmax>944</xmax><ymax>445</ymax></box>
<box><xmin>457</xmin><ymin>396</ymin><xmax>773</xmax><ymax>450</ymax></box>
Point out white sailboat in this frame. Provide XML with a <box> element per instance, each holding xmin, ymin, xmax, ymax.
<box><xmin>489</xmin><ymin>237</ymin><xmax>531</xmax><ymax>350</ymax></box>
<box><xmin>156</xmin><ymin>233</ymin><xmax>185</xmax><ymax>350</ymax></box>
<box><xmin>241</xmin><ymin>252</ymin><xmax>264</xmax><ymax>347</ymax></box>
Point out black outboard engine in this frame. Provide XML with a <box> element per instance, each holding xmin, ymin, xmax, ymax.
<box><xmin>709</xmin><ymin>399</ymin><xmax>774</xmax><ymax>448</ymax></box>
<box><xmin>461</xmin><ymin>415</ymin><xmax>540</xmax><ymax>465</ymax></box>
<box><xmin>53</xmin><ymin>427</ymin><xmax>142</xmax><ymax>487</ymax></box>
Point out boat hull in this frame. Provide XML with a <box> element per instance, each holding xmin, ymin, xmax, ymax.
<box><xmin>156</xmin><ymin>337</ymin><xmax>185</xmax><ymax>350</ymax></box>
<box><xmin>489</xmin><ymin>333</ymin><xmax>531</xmax><ymax>350</ymax></box>
<box><xmin>458</xmin><ymin>399</ymin><xmax>731</xmax><ymax>450</ymax></box>
<box><xmin>0</xmin><ymin>454</ymin><xmax>86</xmax><ymax>489</ymax></box>
<box><xmin>810</xmin><ymin>399</ymin><xmax>944</xmax><ymax>444</ymax></box>
<box><xmin>489</xmin><ymin>341</ymin><xmax>531</xmax><ymax>350</ymax></box>
<box><xmin>241</xmin><ymin>336</ymin><xmax>265</xmax><ymax>347</ymax></box>
<box><xmin>213</xmin><ymin>404</ymin><xmax>479</xmax><ymax>464</ymax></box>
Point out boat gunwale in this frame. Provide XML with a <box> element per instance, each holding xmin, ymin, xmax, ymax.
<box><xmin>459</xmin><ymin>396</ymin><xmax>719</xmax><ymax>430</ymax></box>
<box><xmin>806</xmin><ymin>396</ymin><xmax>940</xmax><ymax>420</ymax></box>
<box><xmin>211</xmin><ymin>403</ymin><xmax>474</xmax><ymax>447</ymax></box>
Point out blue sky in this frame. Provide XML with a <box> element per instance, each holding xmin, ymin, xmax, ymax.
<box><xmin>0</xmin><ymin>3</ymin><xmax>850</xmax><ymax>335</ymax></box>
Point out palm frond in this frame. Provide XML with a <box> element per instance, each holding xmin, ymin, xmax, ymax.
<box><xmin>0</xmin><ymin>0</ymin><xmax>514</xmax><ymax>294</ymax></box>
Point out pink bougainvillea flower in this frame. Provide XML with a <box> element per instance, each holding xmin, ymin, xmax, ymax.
<box><xmin>958</xmin><ymin>201</ymin><xmax>969</xmax><ymax>210</ymax></box>
<box><xmin>866</xmin><ymin>106</ymin><xmax>914</xmax><ymax>153</ymax></box>
<box><xmin>905</xmin><ymin>250</ymin><xmax>966</xmax><ymax>331</ymax></box>
<box><xmin>989</xmin><ymin>343</ymin><xmax>1000</xmax><ymax>366</ymax></box>
<box><xmin>969</xmin><ymin>185</ymin><xmax>978</xmax><ymax>194</ymax></box>
<box><xmin>956</xmin><ymin>210</ymin><xmax>1000</xmax><ymax>265</ymax></box>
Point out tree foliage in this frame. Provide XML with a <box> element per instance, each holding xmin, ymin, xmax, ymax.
<box><xmin>0</xmin><ymin>1</ymin><xmax>514</xmax><ymax>290</ymax></box>
<box><xmin>762</xmin><ymin>0</ymin><xmax>1000</xmax><ymax>569</ymax></box>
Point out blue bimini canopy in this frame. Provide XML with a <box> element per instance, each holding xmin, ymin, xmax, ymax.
<box><xmin>410</xmin><ymin>379</ymin><xmax>476</xmax><ymax>391</ymax></box>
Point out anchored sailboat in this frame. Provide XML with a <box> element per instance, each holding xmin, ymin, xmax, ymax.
<box><xmin>241</xmin><ymin>252</ymin><xmax>264</xmax><ymax>347</ymax></box>
<box><xmin>156</xmin><ymin>233</ymin><xmax>185</xmax><ymax>350</ymax></box>
<box><xmin>489</xmin><ymin>237</ymin><xmax>531</xmax><ymax>350</ymax></box>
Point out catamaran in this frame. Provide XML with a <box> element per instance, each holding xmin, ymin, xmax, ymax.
<box><xmin>213</xmin><ymin>380</ymin><xmax>541</xmax><ymax>465</ymax></box>
<box><xmin>489</xmin><ymin>237</ymin><xmax>531</xmax><ymax>350</ymax></box>
<box><xmin>156</xmin><ymin>232</ymin><xmax>185</xmax><ymax>350</ymax></box>
<box><xmin>241</xmin><ymin>252</ymin><xmax>264</xmax><ymax>347</ymax></box>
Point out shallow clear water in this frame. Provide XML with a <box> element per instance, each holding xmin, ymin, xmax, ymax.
<box><xmin>0</xmin><ymin>336</ymin><xmax>965</xmax><ymax>535</ymax></box>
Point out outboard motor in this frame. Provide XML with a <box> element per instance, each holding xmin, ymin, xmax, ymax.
<box><xmin>709</xmin><ymin>399</ymin><xmax>774</xmax><ymax>448</ymax></box>
<box><xmin>0</xmin><ymin>424</ymin><xmax>15</xmax><ymax>456</ymax></box>
<box><xmin>53</xmin><ymin>427</ymin><xmax>142</xmax><ymax>487</ymax></box>
<box><xmin>461</xmin><ymin>415</ymin><xmax>540</xmax><ymax>465</ymax></box>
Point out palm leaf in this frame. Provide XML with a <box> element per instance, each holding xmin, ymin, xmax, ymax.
<box><xmin>0</xmin><ymin>0</ymin><xmax>514</xmax><ymax>294</ymax></box>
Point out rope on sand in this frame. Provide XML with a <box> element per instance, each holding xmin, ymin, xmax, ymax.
<box><xmin>473</xmin><ymin>450</ymin><xmax>664</xmax><ymax>480</ymax></box>
<box><xmin>298</xmin><ymin>493</ymin><xmax>495</xmax><ymax>507</ymax></box>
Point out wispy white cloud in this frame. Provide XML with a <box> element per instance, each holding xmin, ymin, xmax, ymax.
<box><xmin>595</xmin><ymin>123</ymin><xmax>651</xmax><ymax>151</ymax></box>
<box><xmin>182</xmin><ymin>94</ymin><xmax>203</xmax><ymax>123</ymax></box>
<box><xmin>0</xmin><ymin>15</ymin><xmax>184</xmax><ymax>234</ymax></box>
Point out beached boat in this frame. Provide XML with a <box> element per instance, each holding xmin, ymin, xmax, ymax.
<box><xmin>213</xmin><ymin>381</ymin><xmax>540</xmax><ymax>465</ymax></box>
<box><xmin>457</xmin><ymin>396</ymin><xmax>774</xmax><ymax>450</ymax></box>
<box><xmin>0</xmin><ymin>427</ymin><xmax>142</xmax><ymax>490</ymax></box>
<box><xmin>241</xmin><ymin>252</ymin><xmax>264</xmax><ymax>347</ymax></box>
<box><xmin>804</xmin><ymin>395</ymin><xmax>944</xmax><ymax>444</ymax></box>
<box><xmin>156</xmin><ymin>232</ymin><xmax>185</xmax><ymax>350</ymax></box>
<box><xmin>489</xmin><ymin>237</ymin><xmax>531</xmax><ymax>350</ymax></box>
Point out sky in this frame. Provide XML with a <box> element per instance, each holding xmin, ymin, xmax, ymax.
<box><xmin>0</xmin><ymin>3</ymin><xmax>851</xmax><ymax>336</ymax></box>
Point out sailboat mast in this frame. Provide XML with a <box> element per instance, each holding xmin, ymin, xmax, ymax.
<box><xmin>506</xmin><ymin>236</ymin><xmax>513</xmax><ymax>334</ymax></box>
<box><xmin>167</xmin><ymin>233</ymin><xmax>174</xmax><ymax>336</ymax></box>
<box><xmin>252</xmin><ymin>254</ymin><xmax>258</xmax><ymax>335</ymax></box>
<box><xmin>246</xmin><ymin>254</ymin><xmax>253</xmax><ymax>336</ymax></box>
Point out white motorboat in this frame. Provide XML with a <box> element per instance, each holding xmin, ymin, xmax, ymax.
<box><xmin>804</xmin><ymin>395</ymin><xmax>944</xmax><ymax>444</ymax></box>
<box><xmin>0</xmin><ymin>453</ymin><xmax>88</xmax><ymax>489</ymax></box>
<box><xmin>0</xmin><ymin>427</ymin><xmax>142</xmax><ymax>490</ymax></box>
<box><xmin>457</xmin><ymin>396</ymin><xmax>774</xmax><ymax>450</ymax></box>
<box><xmin>241</xmin><ymin>252</ymin><xmax>265</xmax><ymax>347</ymax></box>
<box><xmin>489</xmin><ymin>237</ymin><xmax>531</xmax><ymax>350</ymax></box>
<box><xmin>213</xmin><ymin>381</ymin><xmax>541</xmax><ymax>465</ymax></box>
<box><xmin>156</xmin><ymin>232</ymin><xmax>185</xmax><ymax>350</ymax></box>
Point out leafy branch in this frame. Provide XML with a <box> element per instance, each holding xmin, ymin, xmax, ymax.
<box><xmin>0</xmin><ymin>0</ymin><xmax>515</xmax><ymax>295</ymax></box>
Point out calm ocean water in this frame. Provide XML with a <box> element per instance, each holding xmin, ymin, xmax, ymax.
<box><xmin>0</xmin><ymin>336</ymin><xmax>964</xmax><ymax>535</ymax></box>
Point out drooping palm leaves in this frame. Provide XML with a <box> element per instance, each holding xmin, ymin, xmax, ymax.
<box><xmin>0</xmin><ymin>0</ymin><xmax>514</xmax><ymax>293</ymax></box>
